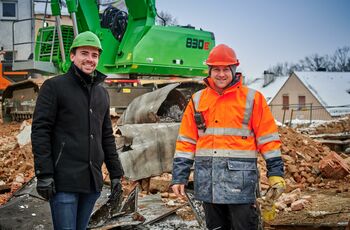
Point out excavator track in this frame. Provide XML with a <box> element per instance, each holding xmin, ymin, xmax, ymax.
<box><xmin>1</xmin><ymin>76</ymin><xmax>204</xmax><ymax>123</ymax></box>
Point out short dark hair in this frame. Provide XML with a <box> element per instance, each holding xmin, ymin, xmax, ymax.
<box><xmin>70</xmin><ymin>47</ymin><xmax>101</xmax><ymax>56</ymax></box>
<box><xmin>70</xmin><ymin>47</ymin><xmax>77</xmax><ymax>55</ymax></box>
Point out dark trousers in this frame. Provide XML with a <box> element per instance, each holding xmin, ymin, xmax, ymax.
<box><xmin>49</xmin><ymin>191</ymin><xmax>100</xmax><ymax>230</ymax></box>
<box><xmin>203</xmin><ymin>202</ymin><xmax>258</xmax><ymax>230</ymax></box>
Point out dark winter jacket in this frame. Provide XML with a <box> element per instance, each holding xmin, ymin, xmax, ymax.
<box><xmin>31</xmin><ymin>64</ymin><xmax>124</xmax><ymax>193</ymax></box>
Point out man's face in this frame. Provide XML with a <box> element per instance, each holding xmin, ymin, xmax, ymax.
<box><xmin>70</xmin><ymin>46</ymin><xmax>100</xmax><ymax>75</ymax></box>
<box><xmin>210</xmin><ymin>65</ymin><xmax>233</xmax><ymax>90</ymax></box>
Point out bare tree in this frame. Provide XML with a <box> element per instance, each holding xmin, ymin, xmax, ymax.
<box><xmin>288</xmin><ymin>63</ymin><xmax>303</xmax><ymax>74</ymax></box>
<box><xmin>269</xmin><ymin>63</ymin><xmax>284</xmax><ymax>76</ymax></box>
<box><xmin>267</xmin><ymin>62</ymin><xmax>303</xmax><ymax>76</ymax></box>
<box><xmin>267</xmin><ymin>47</ymin><xmax>350</xmax><ymax>76</ymax></box>
<box><xmin>300</xmin><ymin>54</ymin><xmax>330</xmax><ymax>71</ymax></box>
<box><xmin>330</xmin><ymin>46</ymin><xmax>350</xmax><ymax>71</ymax></box>
<box><xmin>156</xmin><ymin>11</ymin><xmax>178</xmax><ymax>26</ymax></box>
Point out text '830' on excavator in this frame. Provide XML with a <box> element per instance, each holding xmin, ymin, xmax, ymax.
<box><xmin>2</xmin><ymin>0</ymin><xmax>215</xmax><ymax>122</ymax></box>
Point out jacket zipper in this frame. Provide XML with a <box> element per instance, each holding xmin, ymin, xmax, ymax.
<box><xmin>55</xmin><ymin>141</ymin><xmax>65</xmax><ymax>167</ymax></box>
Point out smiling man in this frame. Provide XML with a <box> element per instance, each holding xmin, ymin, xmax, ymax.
<box><xmin>172</xmin><ymin>44</ymin><xmax>285</xmax><ymax>230</ymax></box>
<box><xmin>31</xmin><ymin>31</ymin><xmax>124</xmax><ymax>230</ymax></box>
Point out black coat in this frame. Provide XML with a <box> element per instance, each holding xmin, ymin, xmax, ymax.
<box><xmin>31</xmin><ymin>64</ymin><xmax>124</xmax><ymax>193</ymax></box>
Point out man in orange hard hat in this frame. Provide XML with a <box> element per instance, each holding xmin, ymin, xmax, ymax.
<box><xmin>171</xmin><ymin>44</ymin><xmax>285</xmax><ymax>229</ymax></box>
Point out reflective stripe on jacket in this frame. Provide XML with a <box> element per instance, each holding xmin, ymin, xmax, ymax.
<box><xmin>172</xmin><ymin>77</ymin><xmax>284</xmax><ymax>204</ymax></box>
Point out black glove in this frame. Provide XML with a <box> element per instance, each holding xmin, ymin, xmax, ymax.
<box><xmin>110</xmin><ymin>178</ymin><xmax>122</xmax><ymax>199</ymax></box>
<box><xmin>109</xmin><ymin>178</ymin><xmax>123</xmax><ymax>215</ymax></box>
<box><xmin>36</xmin><ymin>177</ymin><xmax>56</xmax><ymax>200</ymax></box>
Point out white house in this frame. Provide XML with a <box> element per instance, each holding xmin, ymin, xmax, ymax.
<box><xmin>248</xmin><ymin>71</ymin><xmax>350</xmax><ymax>122</ymax></box>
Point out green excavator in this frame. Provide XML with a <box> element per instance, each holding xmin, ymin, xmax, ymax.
<box><xmin>2</xmin><ymin>0</ymin><xmax>215</xmax><ymax>121</ymax></box>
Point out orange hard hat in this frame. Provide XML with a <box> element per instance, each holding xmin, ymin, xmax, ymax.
<box><xmin>206</xmin><ymin>44</ymin><xmax>239</xmax><ymax>66</ymax></box>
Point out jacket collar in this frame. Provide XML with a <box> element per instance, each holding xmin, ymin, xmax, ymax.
<box><xmin>69</xmin><ymin>63</ymin><xmax>107</xmax><ymax>86</ymax></box>
<box><xmin>203</xmin><ymin>75</ymin><xmax>242</xmax><ymax>94</ymax></box>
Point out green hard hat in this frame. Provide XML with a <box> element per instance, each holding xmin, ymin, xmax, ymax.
<box><xmin>70</xmin><ymin>31</ymin><xmax>103</xmax><ymax>53</ymax></box>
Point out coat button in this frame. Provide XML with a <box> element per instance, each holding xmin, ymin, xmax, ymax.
<box><xmin>90</xmin><ymin>108</ymin><xmax>93</xmax><ymax>114</ymax></box>
<box><xmin>215</xmin><ymin>120</ymin><xmax>218</xmax><ymax>123</ymax></box>
<box><xmin>214</xmin><ymin>151</ymin><xmax>217</xmax><ymax>154</ymax></box>
<box><xmin>90</xmin><ymin>134</ymin><xmax>94</xmax><ymax>139</ymax></box>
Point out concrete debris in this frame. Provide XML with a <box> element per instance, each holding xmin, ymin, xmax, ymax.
<box><xmin>16</xmin><ymin>120</ymin><xmax>32</xmax><ymax>147</ymax></box>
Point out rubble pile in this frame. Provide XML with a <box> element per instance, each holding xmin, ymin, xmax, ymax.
<box><xmin>298</xmin><ymin>115</ymin><xmax>350</xmax><ymax>135</ymax></box>
<box><xmin>277</xmin><ymin>126</ymin><xmax>348</xmax><ymax>191</ymax></box>
<box><xmin>1</xmin><ymin>119</ymin><xmax>350</xmax><ymax>220</ymax></box>
<box><xmin>258</xmin><ymin>125</ymin><xmax>350</xmax><ymax>213</ymax></box>
<box><xmin>0</xmin><ymin>122</ymin><xmax>34</xmax><ymax>205</ymax></box>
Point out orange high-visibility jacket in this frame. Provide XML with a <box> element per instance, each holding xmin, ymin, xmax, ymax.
<box><xmin>172</xmin><ymin>77</ymin><xmax>284</xmax><ymax>204</ymax></box>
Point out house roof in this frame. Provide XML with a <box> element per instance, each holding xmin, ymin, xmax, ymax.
<box><xmin>247</xmin><ymin>75</ymin><xmax>288</xmax><ymax>104</ymax></box>
<box><xmin>294</xmin><ymin>71</ymin><xmax>350</xmax><ymax>116</ymax></box>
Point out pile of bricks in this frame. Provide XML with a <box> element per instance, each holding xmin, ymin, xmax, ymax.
<box><xmin>0</xmin><ymin>122</ymin><xmax>34</xmax><ymax>205</ymax></box>
<box><xmin>277</xmin><ymin>126</ymin><xmax>349</xmax><ymax>191</ymax></box>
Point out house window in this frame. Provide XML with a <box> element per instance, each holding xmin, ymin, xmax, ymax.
<box><xmin>1</xmin><ymin>1</ymin><xmax>17</xmax><ymax>20</ymax></box>
<box><xmin>282</xmin><ymin>95</ymin><xmax>289</xmax><ymax>110</ymax></box>
<box><xmin>298</xmin><ymin>96</ymin><xmax>306</xmax><ymax>110</ymax></box>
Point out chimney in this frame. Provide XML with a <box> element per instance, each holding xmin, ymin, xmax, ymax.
<box><xmin>263</xmin><ymin>70</ymin><xmax>276</xmax><ymax>87</ymax></box>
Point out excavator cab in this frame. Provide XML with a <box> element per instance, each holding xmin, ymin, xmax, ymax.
<box><xmin>27</xmin><ymin>0</ymin><xmax>215</xmax><ymax>76</ymax></box>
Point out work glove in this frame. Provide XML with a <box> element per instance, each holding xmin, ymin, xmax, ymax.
<box><xmin>268</xmin><ymin>176</ymin><xmax>286</xmax><ymax>201</ymax></box>
<box><xmin>260</xmin><ymin>176</ymin><xmax>286</xmax><ymax>222</ymax></box>
<box><xmin>36</xmin><ymin>177</ymin><xmax>56</xmax><ymax>201</ymax></box>
<box><xmin>108</xmin><ymin>178</ymin><xmax>123</xmax><ymax>215</ymax></box>
<box><xmin>110</xmin><ymin>178</ymin><xmax>123</xmax><ymax>199</ymax></box>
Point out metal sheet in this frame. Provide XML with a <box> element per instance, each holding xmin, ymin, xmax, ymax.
<box><xmin>117</xmin><ymin>123</ymin><xmax>180</xmax><ymax>180</ymax></box>
<box><xmin>117</xmin><ymin>83</ymin><xmax>186</xmax><ymax>125</ymax></box>
<box><xmin>0</xmin><ymin>178</ymin><xmax>138</xmax><ymax>229</ymax></box>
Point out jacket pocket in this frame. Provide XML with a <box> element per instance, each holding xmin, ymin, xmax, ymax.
<box><xmin>55</xmin><ymin>141</ymin><xmax>66</xmax><ymax>167</ymax></box>
<box><xmin>227</xmin><ymin>160</ymin><xmax>258</xmax><ymax>193</ymax></box>
<box><xmin>194</xmin><ymin>157</ymin><xmax>212</xmax><ymax>201</ymax></box>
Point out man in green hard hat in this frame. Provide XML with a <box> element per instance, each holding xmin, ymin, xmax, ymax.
<box><xmin>31</xmin><ymin>31</ymin><xmax>124</xmax><ymax>229</ymax></box>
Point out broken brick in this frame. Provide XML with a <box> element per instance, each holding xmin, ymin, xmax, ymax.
<box><xmin>319</xmin><ymin>152</ymin><xmax>350</xmax><ymax>179</ymax></box>
<box><xmin>291</xmin><ymin>199</ymin><xmax>309</xmax><ymax>211</ymax></box>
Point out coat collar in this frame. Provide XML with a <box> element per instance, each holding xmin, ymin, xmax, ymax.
<box><xmin>68</xmin><ymin>63</ymin><xmax>107</xmax><ymax>86</ymax></box>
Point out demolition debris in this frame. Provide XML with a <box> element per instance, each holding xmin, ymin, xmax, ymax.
<box><xmin>0</xmin><ymin>116</ymin><xmax>350</xmax><ymax>229</ymax></box>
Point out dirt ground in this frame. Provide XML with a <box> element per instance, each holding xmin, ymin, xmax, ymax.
<box><xmin>268</xmin><ymin>185</ymin><xmax>350</xmax><ymax>229</ymax></box>
<box><xmin>0</xmin><ymin>116</ymin><xmax>350</xmax><ymax>229</ymax></box>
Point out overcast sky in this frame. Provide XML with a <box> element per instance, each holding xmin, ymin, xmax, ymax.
<box><xmin>156</xmin><ymin>0</ymin><xmax>350</xmax><ymax>80</ymax></box>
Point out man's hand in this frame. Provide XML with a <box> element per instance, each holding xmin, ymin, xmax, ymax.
<box><xmin>267</xmin><ymin>176</ymin><xmax>286</xmax><ymax>201</ymax></box>
<box><xmin>109</xmin><ymin>178</ymin><xmax>123</xmax><ymax>215</ymax></box>
<box><xmin>110</xmin><ymin>178</ymin><xmax>122</xmax><ymax>199</ymax></box>
<box><xmin>259</xmin><ymin>176</ymin><xmax>285</xmax><ymax>222</ymax></box>
<box><xmin>36</xmin><ymin>177</ymin><xmax>56</xmax><ymax>200</ymax></box>
<box><xmin>171</xmin><ymin>184</ymin><xmax>185</xmax><ymax>198</ymax></box>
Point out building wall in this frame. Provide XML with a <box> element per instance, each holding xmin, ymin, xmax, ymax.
<box><xmin>0</xmin><ymin>0</ymin><xmax>34</xmax><ymax>61</ymax></box>
<box><xmin>269</xmin><ymin>73</ymin><xmax>332</xmax><ymax>122</ymax></box>
<box><xmin>0</xmin><ymin>0</ymin><xmax>73</xmax><ymax>62</ymax></box>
